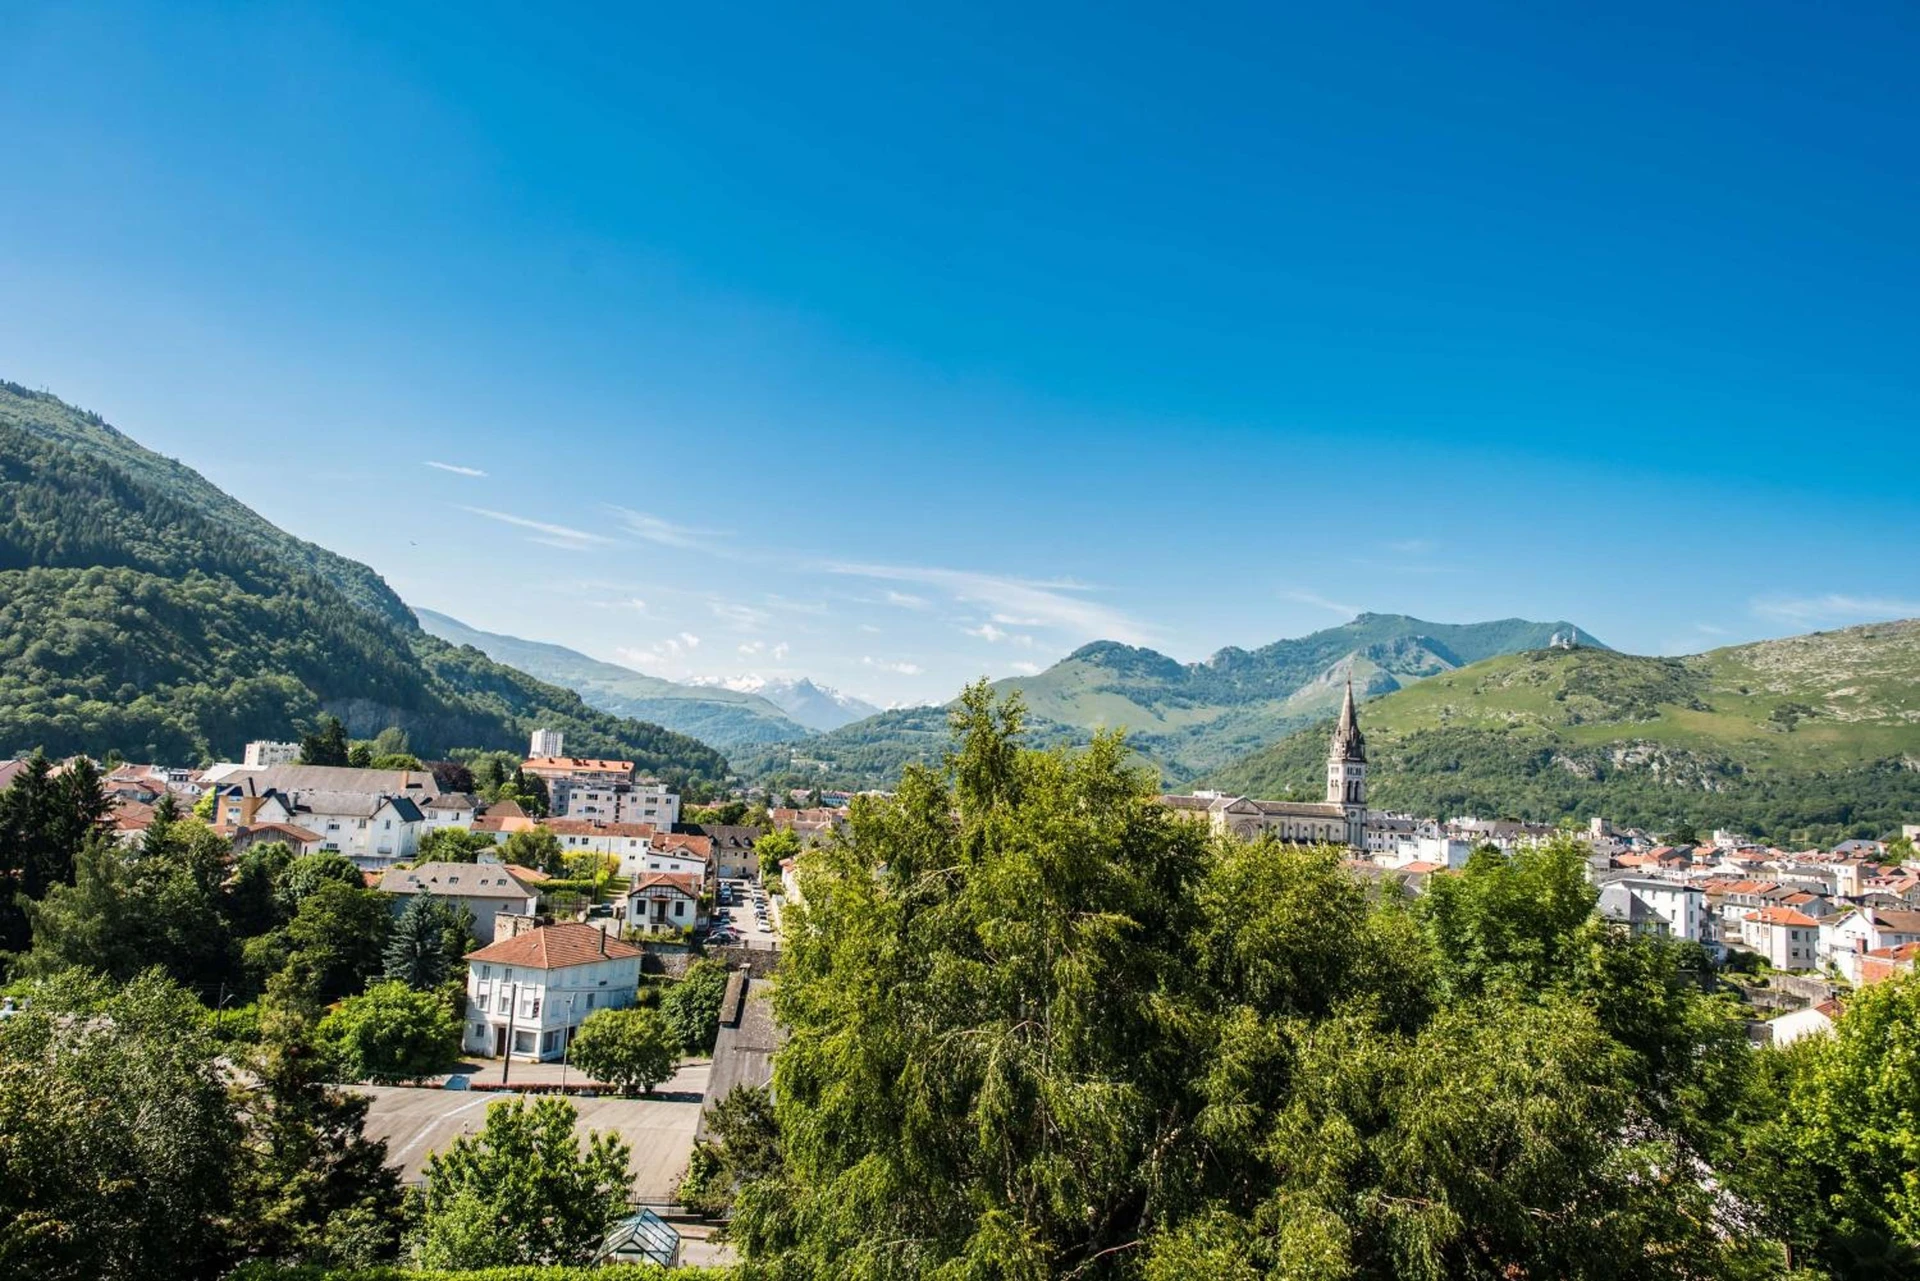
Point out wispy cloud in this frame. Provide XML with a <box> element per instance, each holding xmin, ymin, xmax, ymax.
<box><xmin>884</xmin><ymin>590</ymin><xmax>929</xmax><ymax>610</ymax></box>
<box><xmin>710</xmin><ymin>600</ymin><xmax>772</xmax><ymax>631</ymax></box>
<box><xmin>426</xmin><ymin>460</ymin><xmax>488</xmax><ymax>478</ymax></box>
<box><xmin>862</xmin><ymin>656</ymin><xmax>924</xmax><ymax>675</ymax></box>
<box><xmin>606</xmin><ymin>505</ymin><xmax>727</xmax><ymax>553</ymax></box>
<box><xmin>459</xmin><ymin>506</ymin><xmax>612</xmax><ymax>550</ymax></box>
<box><xmin>965</xmin><ymin>622</ymin><xmax>1035</xmax><ymax>647</ymax></box>
<box><xmin>825</xmin><ymin>562</ymin><xmax>1152</xmax><ymax>644</ymax></box>
<box><xmin>1008</xmin><ymin>660</ymin><xmax>1042</xmax><ymax>675</ymax></box>
<box><xmin>1282</xmin><ymin>588</ymin><xmax>1360</xmax><ymax>617</ymax></box>
<box><xmin>1383</xmin><ymin>537</ymin><xmax>1434</xmax><ymax>555</ymax></box>
<box><xmin>1751</xmin><ymin>594</ymin><xmax>1920</xmax><ymax>626</ymax></box>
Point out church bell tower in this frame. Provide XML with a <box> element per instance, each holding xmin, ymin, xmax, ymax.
<box><xmin>1326</xmin><ymin>677</ymin><xmax>1368</xmax><ymax>846</ymax></box>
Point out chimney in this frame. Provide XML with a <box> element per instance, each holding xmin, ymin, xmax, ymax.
<box><xmin>599</xmin><ymin>923</ymin><xmax>607</xmax><ymax>956</ymax></box>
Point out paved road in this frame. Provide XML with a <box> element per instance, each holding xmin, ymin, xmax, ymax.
<box><xmin>355</xmin><ymin>1059</ymin><xmax>710</xmax><ymax>1201</ymax></box>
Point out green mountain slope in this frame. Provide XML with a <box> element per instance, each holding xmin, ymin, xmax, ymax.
<box><xmin>985</xmin><ymin>613</ymin><xmax>1602</xmax><ymax>776</ymax></box>
<box><xmin>415</xmin><ymin>608</ymin><xmax>812</xmax><ymax>749</ymax></box>
<box><xmin>1203</xmin><ymin>624</ymin><xmax>1920</xmax><ymax>843</ymax></box>
<box><xmin>0</xmin><ymin>381</ymin><xmax>728</xmax><ymax>778</ymax></box>
<box><xmin>739</xmin><ymin>614</ymin><xmax>1602</xmax><ymax>790</ymax></box>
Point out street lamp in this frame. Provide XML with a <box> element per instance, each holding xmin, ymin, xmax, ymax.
<box><xmin>500</xmin><ymin>980</ymin><xmax>521</xmax><ymax>1087</ymax></box>
<box><xmin>560</xmin><ymin>990</ymin><xmax>577</xmax><ymax>1093</ymax></box>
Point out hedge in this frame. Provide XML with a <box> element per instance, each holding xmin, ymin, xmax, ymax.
<box><xmin>228</xmin><ymin>1266</ymin><xmax>732</xmax><ymax>1280</ymax></box>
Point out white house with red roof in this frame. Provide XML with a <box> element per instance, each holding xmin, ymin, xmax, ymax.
<box><xmin>463</xmin><ymin>922</ymin><xmax>644</xmax><ymax>1061</ymax></box>
<box><xmin>626</xmin><ymin>872</ymin><xmax>704</xmax><ymax>936</ymax></box>
<box><xmin>1740</xmin><ymin>906</ymin><xmax>1821</xmax><ymax>970</ymax></box>
<box><xmin>1822</xmin><ymin>906</ymin><xmax>1920</xmax><ymax>983</ymax></box>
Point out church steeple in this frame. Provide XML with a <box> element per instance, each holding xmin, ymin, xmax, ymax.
<box><xmin>1331</xmin><ymin>677</ymin><xmax>1367</xmax><ymax>764</ymax></box>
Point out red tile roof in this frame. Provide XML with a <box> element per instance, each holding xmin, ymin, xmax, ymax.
<box><xmin>466</xmin><ymin>922</ymin><xmax>642</xmax><ymax>968</ymax></box>
<box><xmin>632</xmin><ymin>872</ymin><xmax>702</xmax><ymax>898</ymax></box>
<box><xmin>522</xmin><ymin>757</ymin><xmax>635</xmax><ymax>774</ymax></box>
<box><xmin>542</xmin><ymin>818</ymin><xmax>660</xmax><ymax>839</ymax></box>
<box><xmin>1747</xmin><ymin>907</ymin><xmax>1819</xmax><ymax>927</ymax></box>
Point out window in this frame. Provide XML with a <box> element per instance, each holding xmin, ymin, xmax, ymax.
<box><xmin>473</xmin><ymin>993</ymin><xmax>487</xmax><ymax>1012</ymax></box>
<box><xmin>530</xmin><ymin>998</ymin><xmax>541</xmax><ymax>1017</ymax></box>
<box><xmin>673</xmin><ymin>900</ymin><xmax>685</xmax><ymax>918</ymax></box>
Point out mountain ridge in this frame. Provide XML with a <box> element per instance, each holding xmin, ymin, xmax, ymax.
<box><xmin>1202</xmin><ymin>621</ymin><xmax>1920</xmax><ymax>843</ymax></box>
<box><xmin>0</xmin><ymin>381</ymin><xmax>728</xmax><ymax>779</ymax></box>
<box><xmin>739</xmin><ymin>613</ymin><xmax>1603</xmax><ymax>789</ymax></box>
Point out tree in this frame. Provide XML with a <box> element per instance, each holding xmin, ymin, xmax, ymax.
<box><xmin>660</xmin><ymin>958</ymin><xmax>731</xmax><ymax>1053</ymax></box>
<box><xmin>0</xmin><ymin>969</ymin><xmax>242</xmax><ymax>1280</ymax></box>
<box><xmin>383</xmin><ymin>893</ymin><xmax>473</xmax><ymax>991</ymax></box>
<box><xmin>678</xmin><ymin>1084</ymin><xmax>782</xmax><ymax>1219</ymax></box>
<box><xmin>278</xmin><ymin>879</ymin><xmax>392</xmax><ymax>1003</ymax></box>
<box><xmin>274</xmin><ymin>851</ymin><xmax>367</xmax><ymax>917</ymax></box>
<box><xmin>568</xmin><ymin>1005</ymin><xmax>680</xmax><ymax>1096</ymax></box>
<box><xmin>298</xmin><ymin>715</ymin><xmax>351</xmax><ymax>767</ymax></box>
<box><xmin>231</xmin><ymin>967</ymin><xmax>405</xmax><ymax>1268</ymax></box>
<box><xmin>347</xmin><ymin>743</ymin><xmax>374</xmax><ymax>769</ymax></box>
<box><xmin>417</xmin><ymin>826</ymin><xmax>499</xmax><ymax>862</ymax></box>
<box><xmin>755</xmin><ymin>825</ymin><xmax>801</xmax><ymax>880</ymax></box>
<box><xmin>723</xmin><ymin>684</ymin><xmax>1772</xmax><ymax>1279</ymax></box>
<box><xmin>371</xmin><ymin>726</ymin><xmax>411</xmax><ymax>758</ymax></box>
<box><xmin>501</xmin><ymin>826</ymin><xmax>564</xmax><ymax>875</ymax></box>
<box><xmin>368</xmin><ymin>753</ymin><xmax>423</xmax><ymax>770</ymax></box>
<box><xmin>1792</xmin><ymin>974</ymin><xmax>1920</xmax><ymax>1263</ymax></box>
<box><xmin>0</xmin><ymin>753</ymin><xmax>110</xmax><ymax>953</ymax></box>
<box><xmin>317</xmin><ymin>980</ymin><xmax>461</xmax><ymax>1084</ymax></box>
<box><xmin>413</xmin><ymin>1096</ymin><xmax>632</xmax><ymax>1268</ymax></box>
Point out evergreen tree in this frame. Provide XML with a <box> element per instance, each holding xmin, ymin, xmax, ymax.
<box><xmin>298</xmin><ymin>715</ymin><xmax>351</xmax><ymax>767</ymax></box>
<box><xmin>383</xmin><ymin>893</ymin><xmax>471</xmax><ymax>991</ymax></box>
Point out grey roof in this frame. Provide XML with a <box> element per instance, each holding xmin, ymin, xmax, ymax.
<box><xmin>240</xmin><ymin>764</ymin><xmax>443</xmax><ymax>798</ymax></box>
<box><xmin>423</xmin><ymin>793</ymin><xmax>478</xmax><ymax>811</ymax></box>
<box><xmin>1598</xmin><ymin>883</ymin><xmax>1655</xmax><ymax>924</ymax></box>
<box><xmin>697</xmin><ymin>974</ymin><xmax>780</xmax><ymax>1140</ymax></box>
<box><xmin>378</xmin><ymin>863</ymin><xmax>539</xmax><ymax>898</ymax></box>
<box><xmin>1331</xmin><ymin>678</ymin><xmax>1367</xmax><ymax>763</ymax></box>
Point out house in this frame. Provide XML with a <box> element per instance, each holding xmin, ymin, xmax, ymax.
<box><xmin>626</xmin><ymin>872</ymin><xmax>703</xmax><ymax>936</ymax></box>
<box><xmin>473</xmin><ymin>798</ymin><xmax>538</xmax><ymax>839</ymax></box>
<box><xmin>420</xmin><ymin>793</ymin><xmax>479</xmax><ymax>832</ymax></box>
<box><xmin>217</xmin><ymin>764</ymin><xmax>440</xmax><ymax>870</ymax></box>
<box><xmin>538</xmin><ymin>818</ymin><xmax>661</xmax><ymax>865</ymax></box>
<box><xmin>107</xmin><ymin>797</ymin><xmax>158</xmax><ymax>847</ymax></box>
<box><xmin>1740</xmin><ymin>907</ymin><xmax>1822</xmax><ymax>970</ymax></box>
<box><xmin>1822</xmin><ymin>907</ymin><xmax>1920</xmax><ymax>983</ymax></box>
<box><xmin>1601</xmin><ymin>877</ymin><xmax>1710</xmax><ymax>942</ymax></box>
<box><xmin>377</xmin><ymin>862</ymin><xmax>541</xmax><ymax>942</ymax></box>
<box><xmin>1767</xmin><ymin>999</ymin><xmax>1842</xmax><ymax>1047</ymax></box>
<box><xmin>463</xmin><ymin>923</ymin><xmax>644</xmax><ymax>1061</ymax></box>
<box><xmin>225</xmin><ymin>822</ymin><xmax>324</xmax><ymax>856</ymax></box>
<box><xmin>1859</xmin><ymin>940</ymin><xmax>1920</xmax><ymax>987</ymax></box>
<box><xmin>679</xmin><ymin>824</ymin><xmax>764</xmax><ymax>881</ymax></box>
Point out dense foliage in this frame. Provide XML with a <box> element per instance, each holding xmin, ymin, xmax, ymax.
<box><xmin>712</xmin><ymin>684</ymin><xmax>1907</xmax><ymax>1280</ymax></box>
<box><xmin>0</xmin><ymin>384</ymin><xmax>728</xmax><ymax>776</ymax></box>
<box><xmin>660</xmin><ymin>958</ymin><xmax>731</xmax><ymax>1053</ymax></box>
<box><xmin>412</xmin><ymin>1097</ymin><xmax>632</xmax><ymax>1268</ymax></box>
<box><xmin>567</xmin><ymin>1006</ymin><xmax>680</xmax><ymax>1096</ymax></box>
<box><xmin>0</xmin><ymin>968</ymin><xmax>403</xmax><ymax>1279</ymax></box>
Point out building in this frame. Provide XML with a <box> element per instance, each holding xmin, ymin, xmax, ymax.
<box><xmin>1598</xmin><ymin>877</ymin><xmax>1710</xmax><ymax>943</ymax></box>
<box><xmin>626</xmin><ymin>871</ymin><xmax>703</xmax><ymax>936</ymax></box>
<box><xmin>463</xmin><ymin>923</ymin><xmax>643</xmax><ymax>1061</ymax></box>
<box><xmin>420</xmin><ymin>793</ymin><xmax>479</xmax><ymax>833</ymax></box>
<box><xmin>523</xmin><ymin>756</ymin><xmax>681</xmax><ymax>828</ymax></box>
<box><xmin>1740</xmin><ymin>907</ymin><xmax>1821</xmax><ymax>970</ymax></box>
<box><xmin>243</xmin><ymin>740</ymin><xmax>301</xmax><ymax>767</ymax></box>
<box><xmin>529</xmin><ymin>727</ymin><xmax>565</xmax><ymax>759</ymax></box>
<box><xmin>679</xmin><ymin>824</ymin><xmax>764</xmax><ymax>881</ymax></box>
<box><xmin>377</xmin><ymin>862</ymin><xmax>542</xmax><ymax>942</ymax></box>
<box><xmin>1823</xmin><ymin>907</ymin><xmax>1920</xmax><ymax>983</ymax></box>
<box><xmin>225</xmin><ymin>821</ymin><xmax>325</xmax><ymax>856</ymax></box>
<box><xmin>1158</xmin><ymin>680</ymin><xmax>1371</xmax><ymax>848</ymax></box>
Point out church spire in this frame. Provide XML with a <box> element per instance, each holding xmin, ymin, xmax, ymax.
<box><xmin>1331</xmin><ymin>676</ymin><xmax>1367</xmax><ymax>764</ymax></box>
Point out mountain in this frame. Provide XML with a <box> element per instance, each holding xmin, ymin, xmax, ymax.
<box><xmin>987</xmin><ymin>614</ymin><xmax>1603</xmax><ymax>777</ymax></box>
<box><xmin>738</xmin><ymin>677</ymin><xmax>881</xmax><ymax>732</ymax></box>
<box><xmin>413</xmin><ymin>609</ymin><xmax>812</xmax><ymax>750</ymax></box>
<box><xmin>739</xmin><ymin>614</ymin><xmax>1598</xmax><ymax>789</ymax></box>
<box><xmin>0</xmin><ymin>381</ymin><xmax>729</xmax><ymax>779</ymax></box>
<box><xmin>1203</xmin><ymin>622</ymin><xmax>1920</xmax><ymax>844</ymax></box>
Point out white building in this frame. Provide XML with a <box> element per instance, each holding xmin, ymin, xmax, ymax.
<box><xmin>1823</xmin><ymin>907</ymin><xmax>1920</xmax><ymax>983</ymax></box>
<box><xmin>243</xmin><ymin>740</ymin><xmax>301</xmax><ymax>767</ymax></box>
<box><xmin>1380</xmin><ymin>836</ymin><xmax>1474</xmax><ymax>871</ymax></box>
<box><xmin>1598</xmin><ymin>877</ymin><xmax>1709</xmax><ymax>943</ymax></box>
<box><xmin>626</xmin><ymin>872</ymin><xmax>703</xmax><ymax>936</ymax></box>
<box><xmin>529</xmin><ymin>728</ymin><xmax>566</xmax><ymax>758</ymax></box>
<box><xmin>463</xmin><ymin>923</ymin><xmax>644</xmax><ymax>1061</ymax></box>
<box><xmin>421</xmin><ymin>793</ymin><xmax>479</xmax><ymax>833</ymax></box>
<box><xmin>1740</xmin><ymin>907</ymin><xmax>1821</xmax><ymax>970</ymax></box>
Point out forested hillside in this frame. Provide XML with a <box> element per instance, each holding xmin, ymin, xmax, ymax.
<box><xmin>741</xmin><ymin>613</ymin><xmax>1600</xmax><ymax>790</ymax></box>
<box><xmin>1204</xmin><ymin>626</ymin><xmax>1920</xmax><ymax>843</ymax></box>
<box><xmin>0</xmin><ymin>382</ymin><xmax>728</xmax><ymax>777</ymax></box>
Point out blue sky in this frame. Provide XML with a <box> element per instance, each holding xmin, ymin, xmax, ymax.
<box><xmin>3</xmin><ymin>2</ymin><xmax>1917</xmax><ymax>706</ymax></box>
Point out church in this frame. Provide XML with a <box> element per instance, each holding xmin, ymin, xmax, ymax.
<box><xmin>1159</xmin><ymin>679</ymin><xmax>1370</xmax><ymax>848</ymax></box>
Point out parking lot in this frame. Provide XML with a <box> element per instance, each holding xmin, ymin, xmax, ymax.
<box><xmin>355</xmin><ymin>1058</ymin><xmax>710</xmax><ymax>1201</ymax></box>
<box><xmin>708</xmin><ymin>878</ymin><xmax>782</xmax><ymax>950</ymax></box>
